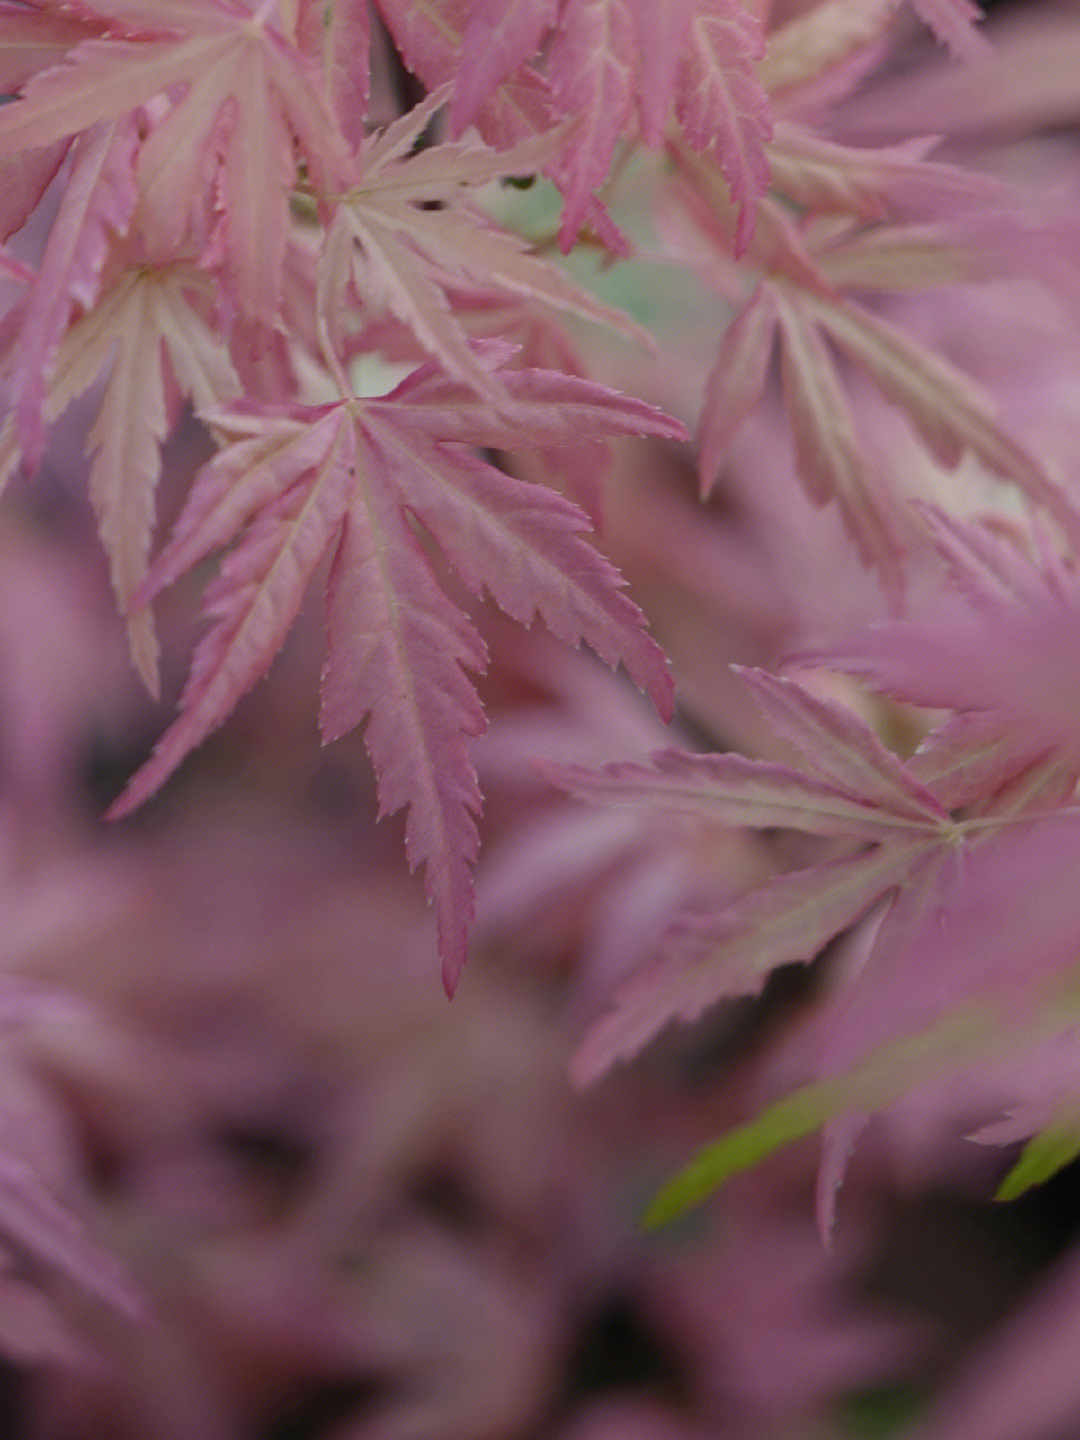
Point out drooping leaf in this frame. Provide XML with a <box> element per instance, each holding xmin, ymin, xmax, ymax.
<box><xmin>552</xmin><ymin>671</ymin><xmax>959</xmax><ymax>1083</ymax></box>
<box><xmin>0</xmin><ymin>0</ymin><xmax>354</xmax><ymax>322</ymax></box>
<box><xmin>334</xmin><ymin>97</ymin><xmax>645</xmax><ymax>404</ymax></box>
<box><xmin>10</xmin><ymin>116</ymin><xmax>139</xmax><ymax>472</ymax></box>
<box><xmin>648</xmin><ymin>806</ymin><xmax>1080</xmax><ymax>1225</ymax></box>
<box><xmin>0</xmin><ymin>263</ymin><xmax>241</xmax><ymax>692</ymax></box>
<box><xmin>807</xmin><ymin>508</ymin><xmax>1080</xmax><ymax>795</ymax></box>
<box><xmin>109</xmin><ymin>354</ymin><xmax>681</xmax><ymax>988</ymax></box>
<box><xmin>321</xmin><ymin>467</ymin><xmax>488</xmax><ymax>994</ymax></box>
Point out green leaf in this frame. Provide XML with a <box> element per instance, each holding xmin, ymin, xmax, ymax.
<box><xmin>996</xmin><ymin>1118</ymin><xmax>1080</xmax><ymax>1201</ymax></box>
<box><xmin>643</xmin><ymin>1006</ymin><xmax>993</xmax><ymax>1228</ymax></box>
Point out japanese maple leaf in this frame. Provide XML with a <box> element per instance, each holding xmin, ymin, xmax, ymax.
<box><xmin>108</xmin><ymin>354</ymin><xmax>682</xmax><ymax>992</ymax></box>
<box><xmin>645</xmin><ymin>807</ymin><xmax>1080</xmax><ymax>1230</ymax></box>
<box><xmin>328</xmin><ymin>89</ymin><xmax>647</xmax><ymax>405</ymax></box>
<box><xmin>548</xmin><ymin>667</ymin><xmax>961</xmax><ymax>1084</ymax></box>
<box><xmin>803</xmin><ymin>507</ymin><xmax>1080</xmax><ymax>810</ymax></box>
<box><xmin>0</xmin><ymin>0</ymin><xmax>354</xmax><ymax>322</ymax></box>
<box><xmin>0</xmin><ymin>261</ymin><xmax>241</xmax><ymax>693</ymax></box>
<box><xmin>676</xmin><ymin>153</ymin><xmax>1075</xmax><ymax>587</ymax></box>
<box><xmin>376</xmin><ymin>0</ymin><xmax>772</xmax><ymax>252</ymax></box>
<box><xmin>545</xmin><ymin>0</ymin><xmax>773</xmax><ymax>251</ymax></box>
<box><xmin>549</xmin><ymin>664</ymin><xmax>1080</xmax><ymax>1231</ymax></box>
<box><xmin>6</xmin><ymin>115</ymin><xmax>140</xmax><ymax>474</ymax></box>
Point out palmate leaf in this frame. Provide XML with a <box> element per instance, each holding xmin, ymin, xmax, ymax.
<box><xmin>332</xmin><ymin>92</ymin><xmax>646</xmax><ymax>405</ymax></box>
<box><xmin>647</xmin><ymin>809</ymin><xmax>1080</xmax><ymax>1227</ymax></box>
<box><xmin>109</xmin><ymin>356</ymin><xmax>682</xmax><ymax>990</ymax></box>
<box><xmin>0</xmin><ymin>262</ymin><xmax>241</xmax><ymax>694</ymax></box>
<box><xmin>0</xmin><ymin>0</ymin><xmax>354</xmax><ymax>322</ymax></box>
<box><xmin>550</xmin><ymin>670</ymin><xmax>957</xmax><ymax>1084</ymax></box>
<box><xmin>810</xmin><ymin>508</ymin><xmax>1080</xmax><ymax>759</ymax></box>
<box><xmin>9</xmin><ymin>115</ymin><xmax>140</xmax><ymax>472</ymax></box>
<box><xmin>376</xmin><ymin>0</ymin><xmax>771</xmax><ymax>250</ymax></box>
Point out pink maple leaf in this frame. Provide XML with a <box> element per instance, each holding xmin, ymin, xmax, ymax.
<box><xmin>0</xmin><ymin>0</ymin><xmax>354</xmax><ymax>322</ymax></box>
<box><xmin>802</xmin><ymin>507</ymin><xmax>1080</xmax><ymax>808</ymax></box>
<box><xmin>108</xmin><ymin>356</ymin><xmax>682</xmax><ymax>991</ymax></box>
<box><xmin>0</xmin><ymin>261</ymin><xmax>241</xmax><ymax>693</ymax></box>
<box><xmin>548</xmin><ymin>0</ymin><xmax>772</xmax><ymax>250</ymax></box>
<box><xmin>377</xmin><ymin>0</ymin><xmax>771</xmax><ymax>253</ymax></box>
<box><xmin>8</xmin><ymin>116</ymin><xmax>140</xmax><ymax>473</ymax></box>
<box><xmin>328</xmin><ymin>91</ymin><xmax>647</xmax><ymax>405</ymax></box>
<box><xmin>548</xmin><ymin>668</ymin><xmax>956</xmax><ymax>1083</ymax></box>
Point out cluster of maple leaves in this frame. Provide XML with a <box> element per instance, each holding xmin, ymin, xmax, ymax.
<box><xmin>8</xmin><ymin>0</ymin><xmax>1080</xmax><ymax>1241</ymax></box>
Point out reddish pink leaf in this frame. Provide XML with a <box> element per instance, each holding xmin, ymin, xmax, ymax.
<box><xmin>13</xmin><ymin>116</ymin><xmax>139</xmax><ymax>471</ymax></box>
<box><xmin>450</xmin><ymin>0</ymin><xmax>558</xmax><ymax>134</ymax></box>
<box><xmin>555</xmin><ymin>669</ymin><xmax>961</xmax><ymax>1080</ymax></box>
<box><xmin>110</xmin><ymin>408</ymin><xmax>356</xmax><ymax>817</ymax></box>
<box><xmin>573</xmin><ymin>841</ymin><xmax>926</xmax><ymax>1084</ymax></box>
<box><xmin>735</xmin><ymin>669</ymin><xmax>949</xmax><ymax>824</ymax></box>
<box><xmin>111</xmin><ymin>351</ymin><xmax>677</xmax><ymax>985</ymax></box>
<box><xmin>0</xmin><ymin>0</ymin><xmax>353</xmax><ymax>322</ymax></box>
<box><xmin>364</xmin><ymin>419</ymin><xmax>673</xmax><ymax>717</ymax></box>
<box><xmin>296</xmin><ymin>0</ymin><xmax>371</xmax><ymax>150</ymax></box>
<box><xmin>545</xmin><ymin>747</ymin><xmax>938</xmax><ymax>843</ymax></box>
<box><xmin>321</xmin><ymin>469</ymin><xmax>487</xmax><ymax>994</ymax></box>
